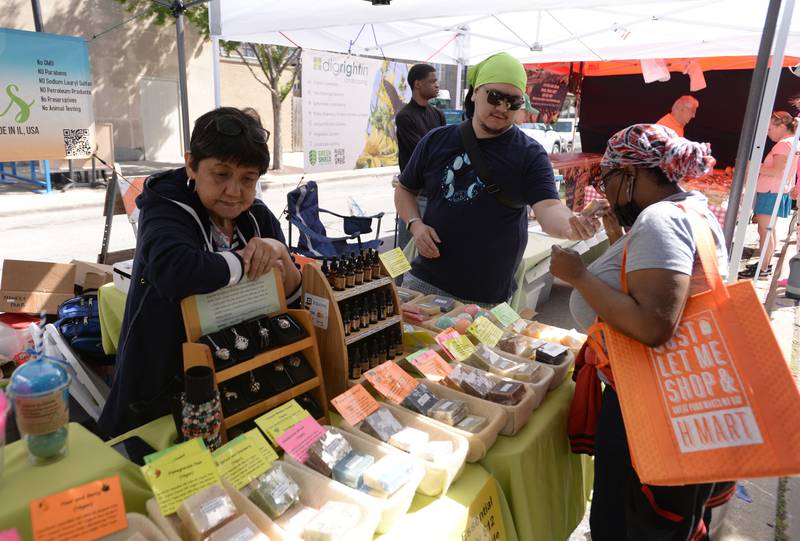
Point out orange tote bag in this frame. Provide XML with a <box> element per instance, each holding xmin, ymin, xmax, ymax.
<box><xmin>587</xmin><ymin>207</ymin><xmax>800</xmax><ymax>485</ymax></box>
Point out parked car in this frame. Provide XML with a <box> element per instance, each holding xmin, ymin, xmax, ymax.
<box><xmin>553</xmin><ymin>119</ymin><xmax>579</xmax><ymax>152</ymax></box>
<box><xmin>519</xmin><ymin>123</ymin><xmax>563</xmax><ymax>154</ymax></box>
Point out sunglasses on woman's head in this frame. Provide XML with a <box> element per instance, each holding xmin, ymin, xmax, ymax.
<box><xmin>484</xmin><ymin>89</ymin><xmax>526</xmax><ymax>111</ymax></box>
<box><xmin>205</xmin><ymin>114</ymin><xmax>270</xmax><ymax>144</ymax></box>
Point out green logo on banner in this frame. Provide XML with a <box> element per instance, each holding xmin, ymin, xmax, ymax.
<box><xmin>0</xmin><ymin>84</ymin><xmax>35</xmax><ymax>123</ymax></box>
<box><xmin>308</xmin><ymin>150</ymin><xmax>317</xmax><ymax>166</ymax></box>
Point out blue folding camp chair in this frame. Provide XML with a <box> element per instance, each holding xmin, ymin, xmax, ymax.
<box><xmin>286</xmin><ymin>181</ymin><xmax>384</xmax><ymax>258</ymax></box>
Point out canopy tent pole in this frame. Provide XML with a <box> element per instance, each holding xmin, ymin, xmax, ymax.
<box><xmin>752</xmin><ymin>117</ymin><xmax>800</xmax><ymax>280</ymax></box>
<box><xmin>727</xmin><ymin>0</ymin><xmax>794</xmax><ymax>282</ymax></box>
<box><xmin>723</xmin><ymin>0</ymin><xmax>783</xmax><ymax>248</ymax></box>
<box><xmin>209</xmin><ymin>0</ymin><xmax>222</xmax><ymax>108</ymax></box>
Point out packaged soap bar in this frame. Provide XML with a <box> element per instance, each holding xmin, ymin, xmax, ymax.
<box><xmin>411</xmin><ymin>440</ymin><xmax>454</xmax><ymax>462</ymax></box>
<box><xmin>306</xmin><ymin>429</ymin><xmax>352</xmax><ymax>477</ymax></box>
<box><xmin>401</xmin><ymin>384</ymin><xmax>438</xmax><ymax>416</ymax></box>
<box><xmin>536</xmin><ymin>342</ymin><xmax>569</xmax><ymax>365</ymax></box>
<box><xmin>247</xmin><ymin>463</ymin><xmax>301</xmax><ymax>518</ymax></box>
<box><xmin>303</xmin><ymin>501</ymin><xmax>361</xmax><ymax>541</ymax></box>
<box><xmin>455</xmin><ymin>414</ymin><xmax>488</xmax><ymax>433</ymax></box>
<box><xmin>360</xmin><ymin>407</ymin><xmax>403</xmax><ymax>442</ymax></box>
<box><xmin>207</xmin><ymin>514</ymin><xmax>268</xmax><ymax>541</ymax></box>
<box><xmin>428</xmin><ymin>398</ymin><xmax>467</xmax><ymax>426</ymax></box>
<box><xmin>332</xmin><ymin>450</ymin><xmax>375</xmax><ymax>489</ymax></box>
<box><xmin>388</xmin><ymin>426</ymin><xmax>429</xmax><ymax>452</ymax></box>
<box><xmin>475</xmin><ymin>344</ymin><xmax>520</xmax><ymax>376</ymax></box>
<box><xmin>276</xmin><ymin>503</ymin><xmax>319</xmax><ymax>538</ymax></box>
<box><xmin>363</xmin><ymin>455</ymin><xmax>415</xmax><ymax>496</ymax></box>
<box><xmin>497</xmin><ymin>333</ymin><xmax>543</xmax><ymax>359</ymax></box>
<box><xmin>508</xmin><ymin>361</ymin><xmax>539</xmax><ymax>383</ymax></box>
<box><xmin>487</xmin><ymin>380</ymin><xmax>526</xmax><ymax>405</ymax></box>
<box><xmin>431</xmin><ymin>296</ymin><xmax>456</xmax><ymax>312</ymax></box>
<box><xmin>460</xmin><ymin>370</ymin><xmax>494</xmax><ymax>399</ymax></box>
<box><xmin>176</xmin><ymin>484</ymin><xmax>237</xmax><ymax>541</ymax></box>
<box><xmin>443</xmin><ymin>364</ymin><xmax>471</xmax><ymax>389</ymax></box>
<box><xmin>414</xmin><ymin>301</ymin><xmax>444</xmax><ymax>316</ymax></box>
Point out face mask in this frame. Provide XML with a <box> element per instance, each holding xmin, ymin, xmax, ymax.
<box><xmin>612</xmin><ymin>173</ymin><xmax>642</xmax><ymax>228</ymax></box>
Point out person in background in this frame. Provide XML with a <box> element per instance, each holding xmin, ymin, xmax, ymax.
<box><xmin>395</xmin><ymin>64</ymin><xmax>445</xmax><ymax>250</ymax></box>
<box><xmin>553</xmin><ymin>123</ymin><xmax>734</xmax><ymax>540</ymax></box>
<box><xmin>98</xmin><ymin>107</ymin><xmax>301</xmax><ymax>437</ymax></box>
<box><xmin>656</xmin><ymin>95</ymin><xmax>699</xmax><ymax>137</ymax></box>
<box><xmin>395</xmin><ymin>53</ymin><xmax>602</xmax><ymax>306</ymax></box>
<box><xmin>740</xmin><ymin>111</ymin><xmax>798</xmax><ymax>279</ymax></box>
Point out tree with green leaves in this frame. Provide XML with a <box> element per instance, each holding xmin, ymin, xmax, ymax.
<box><xmin>113</xmin><ymin>1</ymin><xmax>299</xmax><ymax>169</ymax></box>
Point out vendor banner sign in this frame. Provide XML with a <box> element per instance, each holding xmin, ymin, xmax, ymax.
<box><xmin>525</xmin><ymin>69</ymin><xmax>569</xmax><ymax>123</ymax></box>
<box><xmin>0</xmin><ymin>28</ymin><xmax>94</xmax><ymax>161</ymax></box>
<box><xmin>301</xmin><ymin>49</ymin><xmax>411</xmax><ymax>172</ymax></box>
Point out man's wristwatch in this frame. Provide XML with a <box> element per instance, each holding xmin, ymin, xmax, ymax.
<box><xmin>406</xmin><ymin>217</ymin><xmax>422</xmax><ymax>231</ymax></box>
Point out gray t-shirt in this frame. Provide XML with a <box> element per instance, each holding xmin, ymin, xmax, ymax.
<box><xmin>569</xmin><ymin>191</ymin><xmax>729</xmax><ymax>332</ymax></box>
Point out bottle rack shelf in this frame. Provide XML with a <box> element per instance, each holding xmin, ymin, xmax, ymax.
<box><xmin>301</xmin><ymin>262</ymin><xmax>403</xmax><ymax>401</ymax></box>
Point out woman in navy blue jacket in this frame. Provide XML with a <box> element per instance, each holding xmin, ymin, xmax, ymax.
<box><xmin>98</xmin><ymin>107</ymin><xmax>301</xmax><ymax>437</ymax></box>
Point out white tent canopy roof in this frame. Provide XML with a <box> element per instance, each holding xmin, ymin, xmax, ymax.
<box><xmin>214</xmin><ymin>0</ymin><xmax>800</xmax><ymax>64</ymax></box>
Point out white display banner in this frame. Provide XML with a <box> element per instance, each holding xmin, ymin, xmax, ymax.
<box><xmin>0</xmin><ymin>28</ymin><xmax>95</xmax><ymax>161</ymax></box>
<box><xmin>301</xmin><ymin>49</ymin><xmax>411</xmax><ymax>172</ymax></box>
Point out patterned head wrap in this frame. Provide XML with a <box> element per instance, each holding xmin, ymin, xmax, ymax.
<box><xmin>601</xmin><ymin>123</ymin><xmax>716</xmax><ymax>183</ymax></box>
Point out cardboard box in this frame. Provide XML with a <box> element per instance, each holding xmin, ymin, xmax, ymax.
<box><xmin>71</xmin><ymin>260</ymin><xmax>114</xmax><ymax>291</ymax></box>
<box><xmin>0</xmin><ymin>260</ymin><xmax>76</xmax><ymax>315</ymax></box>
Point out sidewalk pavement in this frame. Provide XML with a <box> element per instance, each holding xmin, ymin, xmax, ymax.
<box><xmin>0</xmin><ymin>152</ymin><xmax>399</xmax><ymax>217</ymax></box>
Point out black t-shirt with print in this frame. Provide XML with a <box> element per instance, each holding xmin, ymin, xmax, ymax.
<box><xmin>400</xmin><ymin>124</ymin><xmax>558</xmax><ymax>303</ymax></box>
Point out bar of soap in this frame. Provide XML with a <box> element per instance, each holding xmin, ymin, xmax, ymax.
<box><xmin>487</xmin><ymin>380</ymin><xmax>526</xmax><ymax>405</ymax></box>
<box><xmin>388</xmin><ymin>426</ymin><xmax>429</xmax><ymax>452</ymax></box>
<box><xmin>475</xmin><ymin>344</ymin><xmax>520</xmax><ymax>377</ymax></box>
<box><xmin>431</xmin><ymin>296</ymin><xmax>457</xmax><ymax>312</ymax></box>
<box><xmin>207</xmin><ymin>515</ymin><xmax>268</xmax><ymax>541</ymax></box>
<box><xmin>497</xmin><ymin>333</ymin><xmax>543</xmax><ymax>359</ymax></box>
<box><xmin>401</xmin><ymin>384</ymin><xmax>438</xmax><ymax>416</ymax></box>
<box><xmin>428</xmin><ymin>398</ymin><xmax>467</xmax><ymax>426</ymax></box>
<box><xmin>363</xmin><ymin>455</ymin><xmax>415</xmax><ymax>497</ymax></box>
<box><xmin>460</xmin><ymin>370</ymin><xmax>494</xmax><ymax>400</ymax></box>
<box><xmin>306</xmin><ymin>429</ymin><xmax>352</xmax><ymax>477</ymax></box>
<box><xmin>411</xmin><ymin>440</ymin><xmax>454</xmax><ymax>462</ymax></box>
<box><xmin>536</xmin><ymin>342</ymin><xmax>569</xmax><ymax>365</ymax></box>
<box><xmin>276</xmin><ymin>503</ymin><xmax>319</xmax><ymax>538</ymax></box>
<box><xmin>247</xmin><ymin>463</ymin><xmax>301</xmax><ymax>518</ymax></box>
<box><xmin>443</xmin><ymin>364</ymin><xmax>471</xmax><ymax>389</ymax></box>
<box><xmin>176</xmin><ymin>484</ymin><xmax>237</xmax><ymax>541</ymax></box>
<box><xmin>455</xmin><ymin>414</ymin><xmax>488</xmax><ymax>433</ymax></box>
<box><xmin>303</xmin><ymin>501</ymin><xmax>361</xmax><ymax>541</ymax></box>
<box><xmin>509</xmin><ymin>361</ymin><xmax>540</xmax><ymax>383</ymax></box>
<box><xmin>360</xmin><ymin>407</ymin><xmax>403</xmax><ymax>442</ymax></box>
<box><xmin>332</xmin><ymin>450</ymin><xmax>375</xmax><ymax>489</ymax></box>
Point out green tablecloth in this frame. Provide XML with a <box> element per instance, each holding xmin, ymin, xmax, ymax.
<box><xmin>98</xmin><ymin>282</ymin><xmax>127</xmax><ymax>354</ymax></box>
<box><xmin>0</xmin><ymin>423</ymin><xmax>153</xmax><ymax>541</ymax></box>
<box><xmin>480</xmin><ymin>381</ymin><xmax>593</xmax><ymax>541</ymax></box>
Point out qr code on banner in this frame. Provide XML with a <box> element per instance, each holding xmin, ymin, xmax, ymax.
<box><xmin>63</xmin><ymin>128</ymin><xmax>91</xmax><ymax>157</ymax></box>
<box><xmin>334</xmin><ymin>148</ymin><xmax>345</xmax><ymax>165</ymax></box>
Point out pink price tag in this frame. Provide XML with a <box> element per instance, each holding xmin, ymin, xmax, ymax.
<box><xmin>276</xmin><ymin>416</ymin><xmax>326</xmax><ymax>463</ymax></box>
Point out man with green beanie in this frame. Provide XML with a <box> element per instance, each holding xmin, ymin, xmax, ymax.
<box><xmin>394</xmin><ymin>52</ymin><xmax>604</xmax><ymax>304</ymax></box>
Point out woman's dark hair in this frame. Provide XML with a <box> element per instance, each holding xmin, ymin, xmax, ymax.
<box><xmin>189</xmin><ymin>107</ymin><xmax>270</xmax><ymax>175</ymax></box>
<box><xmin>407</xmin><ymin>63</ymin><xmax>436</xmax><ymax>90</ymax></box>
<box><xmin>650</xmin><ymin>166</ymin><xmax>673</xmax><ymax>185</ymax></box>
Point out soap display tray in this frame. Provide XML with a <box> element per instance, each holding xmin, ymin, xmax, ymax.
<box><xmin>102</xmin><ymin>513</ymin><xmax>168</xmax><ymax>541</ymax></box>
<box><xmin>402</xmin><ymin>294</ymin><xmax>465</xmax><ymax>326</ymax></box>
<box><xmin>338</xmin><ymin>402</ymin><xmax>469</xmax><ymax>497</ymax></box>
<box><xmin>284</xmin><ymin>425</ymin><xmax>425</xmax><ymax>534</ymax></box>
<box><xmin>462</xmin><ymin>354</ymin><xmax>555</xmax><ymax>410</ymax></box>
<box><xmin>489</xmin><ymin>346</ymin><xmax>575</xmax><ymax>391</ymax></box>
<box><xmin>391</xmin><ymin>384</ymin><xmax>505</xmax><ymax>463</ymax></box>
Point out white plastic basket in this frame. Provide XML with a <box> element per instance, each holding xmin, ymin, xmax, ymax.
<box><xmin>489</xmin><ymin>345</ymin><xmax>575</xmax><ymax>390</ymax></box>
<box><xmin>338</xmin><ymin>403</ymin><xmax>468</xmax><ymax>496</ymax></box>
<box><xmin>284</xmin><ymin>426</ymin><xmax>425</xmax><ymax>534</ymax></box>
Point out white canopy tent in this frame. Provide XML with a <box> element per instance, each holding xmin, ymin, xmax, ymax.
<box><xmin>209</xmin><ymin>0</ymin><xmax>800</xmax><ymax>283</ymax></box>
<box><xmin>211</xmin><ymin>0</ymin><xmax>800</xmax><ymax>64</ymax></box>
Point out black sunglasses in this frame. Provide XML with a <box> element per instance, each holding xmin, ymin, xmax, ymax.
<box><xmin>485</xmin><ymin>89</ymin><xmax>526</xmax><ymax>111</ymax></box>
<box><xmin>205</xmin><ymin>114</ymin><xmax>270</xmax><ymax>144</ymax></box>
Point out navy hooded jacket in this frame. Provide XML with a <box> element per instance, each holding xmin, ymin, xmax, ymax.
<box><xmin>98</xmin><ymin>167</ymin><xmax>293</xmax><ymax>437</ymax></box>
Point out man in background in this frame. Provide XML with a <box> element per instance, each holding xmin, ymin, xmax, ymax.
<box><xmin>656</xmin><ymin>95</ymin><xmax>699</xmax><ymax>137</ymax></box>
<box><xmin>395</xmin><ymin>64</ymin><xmax>445</xmax><ymax>250</ymax></box>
